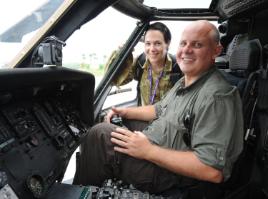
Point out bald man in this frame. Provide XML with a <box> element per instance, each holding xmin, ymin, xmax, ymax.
<box><xmin>73</xmin><ymin>20</ymin><xmax>244</xmax><ymax>195</ymax></box>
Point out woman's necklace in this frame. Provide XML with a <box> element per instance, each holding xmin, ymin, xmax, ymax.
<box><xmin>148</xmin><ymin>65</ymin><xmax>164</xmax><ymax>104</ymax></box>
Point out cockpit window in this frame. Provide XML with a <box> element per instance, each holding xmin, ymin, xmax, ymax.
<box><xmin>143</xmin><ymin>0</ymin><xmax>212</xmax><ymax>9</ymax></box>
<box><xmin>0</xmin><ymin>0</ymin><xmax>64</xmax><ymax>68</ymax></box>
<box><xmin>62</xmin><ymin>7</ymin><xmax>137</xmax><ymax>88</ymax></box>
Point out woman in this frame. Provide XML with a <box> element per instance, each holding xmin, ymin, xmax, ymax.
<box><xmin>107</xmin><ymin>22</ymin><xmax>182</xmax><ymax>106</ymax></box>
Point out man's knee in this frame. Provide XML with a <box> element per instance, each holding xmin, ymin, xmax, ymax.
<box><xmin>81</xmin><ymin>122</ymin><xmax>117</xmax><ymax>151</ymax></box>
<box><xmin>82</xmin><ymin>122</ymin><xmax>116</xmax><ymax>144</ymax></box>
<box><xmin>89</xmin><ymin>122</ymin><xmax>116</xmax><ymax>135</ymax></box>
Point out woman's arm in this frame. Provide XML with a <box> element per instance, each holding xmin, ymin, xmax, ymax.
<box><xmin>105</xmin><ymin>50</ymin><xmax>134</xmax><ymax>86</ymax></box>
<box><xmin>106</xmin><ymin>105</ymin><xmax>156</xmax><ymax>122</ymax></box>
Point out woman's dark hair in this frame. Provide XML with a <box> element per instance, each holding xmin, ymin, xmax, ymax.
<box><xmin>145</xmin><ymin>22</ymin><xmax>172</xmax><ymax>43</ymax></box>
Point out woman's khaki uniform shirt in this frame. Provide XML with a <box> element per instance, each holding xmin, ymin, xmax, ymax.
<box><xmin>107</xmin><ymin>51</ymin><xmax>175</xmax><ymax>105</ymax></box>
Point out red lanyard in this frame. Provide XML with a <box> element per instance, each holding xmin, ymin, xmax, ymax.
<box><xmin>148</xmin><ymin>65</ymin><xmax>164</xmax><ymax>104</ymax></box>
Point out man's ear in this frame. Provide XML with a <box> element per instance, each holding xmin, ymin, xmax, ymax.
<box><xmin>213</xmin><ymin>44</ymin><xmax>223</xmax><ymax>59</ymax></box>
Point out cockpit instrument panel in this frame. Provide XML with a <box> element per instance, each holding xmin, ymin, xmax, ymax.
<box><xmin>0</xmin><ymin>67</ymin><xmax>94</xmax><ymax>199</ymax></box>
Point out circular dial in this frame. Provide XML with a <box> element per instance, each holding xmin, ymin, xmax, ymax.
<box><xmin>27</xmin><ymin>175</ymin><xmax>46</xmax><ymax>198</ymax></box>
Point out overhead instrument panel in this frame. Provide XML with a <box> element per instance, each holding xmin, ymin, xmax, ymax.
<box><xmin>217</xmin><ymin>0</ymin><xmax>268</xmax><ymax>20</ymax></box>
<box><xmin>0</xmin><ymin>67</ymin><xmax>95</xmax><ymax>199</ymax></box>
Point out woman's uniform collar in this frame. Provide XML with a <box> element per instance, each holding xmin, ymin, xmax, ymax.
<box><xmin>144</xmin><ymin>54</ymin><xmax>173</xmax><ymax>72</ymax></box>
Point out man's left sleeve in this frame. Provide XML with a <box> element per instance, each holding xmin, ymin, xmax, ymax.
<box><xmin>192</xmin><ymin>88</ymin><xmax>244</xmax><ymax>180</ymax></box>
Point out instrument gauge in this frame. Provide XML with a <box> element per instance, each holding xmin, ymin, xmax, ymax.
<box><xmin>27</xmin><ymin>174</ymin><xmax>46</xmax><ymax>198</ymax></box>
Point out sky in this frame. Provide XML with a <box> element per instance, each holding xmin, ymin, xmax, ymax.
<box><xmin>143</xmin><ymin>0</ymin><xmax>211</xmax><ymax>9</ymax></box>
<box><xmin>0</xmin><ymin>0</ymin><xmax>48</xmax><ymax>33</ymax></box>
<box><xmin>0</xmin><ymin>0</ymin><xmax>212</xmax><ymax>33</ymax></box>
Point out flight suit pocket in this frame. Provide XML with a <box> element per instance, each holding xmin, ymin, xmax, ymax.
<box><xmin>164</xmin><ymin>121</ymin><xmax>188</xmax><ymax>150</ymax></box>
<box><xmin>171</xmin><ymin>126</ymin><xmax>189</xmax><ymax>150</ymax></box>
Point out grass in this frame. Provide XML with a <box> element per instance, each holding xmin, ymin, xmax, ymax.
<box><xmin>63</xmin><ymin>62</ymin><xmax>105</xmax><ymax>76</ymax></box>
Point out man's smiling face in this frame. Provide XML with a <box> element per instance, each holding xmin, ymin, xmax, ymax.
<box><xmin>176</xmin><ymin>21</ymin><xmax>222</xmax><ymax>78</ymax></box>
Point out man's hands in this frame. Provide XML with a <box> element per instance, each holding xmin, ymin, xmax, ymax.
<box><xmin>106</xmin><ymin>107</ymin><xmax>127</xmax><ymax>123</ymax></box>
<box><xmin>110</xmin><ymin>127</ymin><xmax>223</xmax><ymax>183</ymax></box>
<box><xmin>111</xmin><ymin>127</ymin><xmax>153</xmax><ymax>159</ymax></box>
